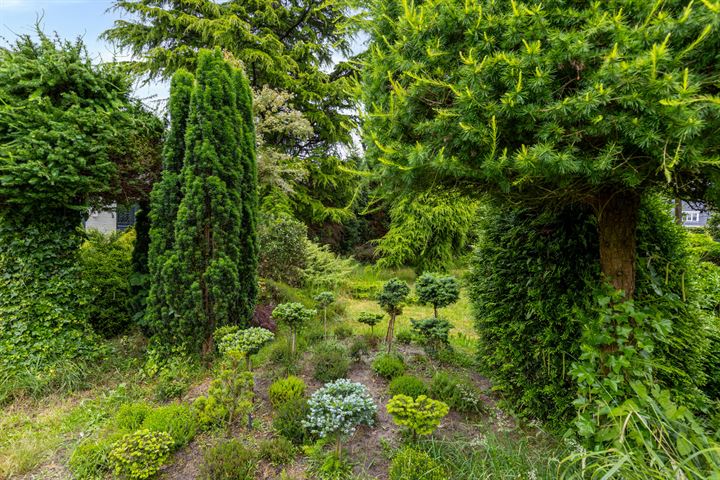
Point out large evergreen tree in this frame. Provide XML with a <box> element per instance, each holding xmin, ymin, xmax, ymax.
<box><xmin>146</xmin><ymin>70</ymin><xmax>194</xmax><ymax>335</ymax></box>
<box><xmin>161</xmin><ymin>49</ymin><xmax>257</xmax><ymax>354</ymax></box>
<box><xmin>362</xmin><ymin>0</ymin><xmax>720</xmax><ymax>298</ymax></box>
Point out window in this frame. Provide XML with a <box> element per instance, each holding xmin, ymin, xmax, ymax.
<box><xmin>682</xmin><ymin>211</ymin><xmax>700</xmax><ymax>223</ymax></box>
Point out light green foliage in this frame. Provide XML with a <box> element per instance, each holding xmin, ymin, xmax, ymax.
<box><xmin>302</xmin><ymin>241</ymin><xmax>355</xmax><ymax>290</ymax></box>
<box><xmin>193</xmin><ymin>353</ymin><xmax>254</xmax><ymax>428</ymax></box>
<box><xmin>80</xmin><ymin>230</ymin><xmax>135</xmax><ymax>338</ymax></box>
<box><xmin>273</xmin><ymin>398</ymin><xmax>311</xmax><ymax>445</ymax></box>
<box><xmin>306</xmin><ymin>448</ymin><xmax>354</xmax><ymax>480</ymax></box>
<box><xmin>199</xmin><ymin>438</ymin><xmax>256</xmax><ymax>480</ymax></box>
<box><xmin>415</xmin><ymin>273</ymin><xmax>460</xmax><ymax>317</ymax></box>
<box><xmin>357</xmin><ymin>312</ymin><xmax>384</xmax><ymax>335</ymax></box>
<box><xmin>0</xmin><ymin>30</ymin><xmax>152</xmax><ymax>385</ymax></box>
<box><xmin>151</xmin><ymin>49</ymin><xmax>258</xmax><ymax>354</ymax></box>
<box><xmin>114</xmin><ymin>402</ymin><xmax>153</xmax><ymax>432</ymax></box>
<box><xmin>313</xmin><ymin>342</ymin><xmax>350</xmax><ymax>383</ymax></box>
<box><xmin>379</xmin><ymin>278</ymin><xmax>410</xmax><ymax>351</ymax></box>
<box><xmin>410</xmin><ymin>318</ymin><xmax>453</xmax><ymax>357</ymax></box>
<box><xmin>258</xmin><ymin>214</ymin><xmax>308</xmax><ymax>285</ymax></box>
<box><xmin>146</xmin><ymin>69</ymin><xmax>194</xmax><ymax>337</ymax></box>
<box><xmin>688</xmin><ymin>231</ymin><xmax>720</xmax><ymax>265</ymax></box>
<box><xmin>377</xmin><ymin>191</ymin><xmax>478</xmax><ymax>273</ymax></box>
<box><xmin>371</xmin><ymin>353</ymin><xmax>406</xmax><ymax>380</ymax></box>
<box><xmin>389</xmin><ymin>447</ymin><xmax>448</xmax><ymax>480</ymax></box>
<box><xmin>389</xmin><ymin>375</ymin><xmax>428</xmax><ymax>398</ymax></box>
<box><xmin>69</xmin><ymin>434</ymin><xmax>123</xmax><ymax>480</ymax></box>
<box><xmin>272</xmin><ymin>302</ymin><xmax>316</xmax><ymax>354</ymax></box>
<box><xmin>217</xmin><ymin>327</ymin><xmax>274</xmax><ymax>366</ymax></box>
<box><xmin>429</xmin><ymin>372</ymin><xmax>484</xmax><ymax>415</ymax></box>
<box><xmin>387</xmin><ymin>395</ymin><xmax>449</xmax><ymax>438</ymax></box>
<box><xmin>269</xmin><ymin>376</ymin><xmax>307</xmax><ymax>409</ymax></box>
<box><xmin>108</xmin><ymin>429</ymin><xmax>173</xmax><ymax>480</ymax></box>
<box><xmin>141</xmin><ymin>403</ymin><xmax>198</xmax><ymax>449</ymax></box>
<box><xmin>258</xmin><ymin>437</ymin><xmax>296</xmax><ymax>467</ymax></box>
<box><xmin>303</xmin><ymin>380</ymin><xmax>377</xmax><ymax>441</ymax></box>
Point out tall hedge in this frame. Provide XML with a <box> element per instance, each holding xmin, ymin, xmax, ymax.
<box><xmin>469</xmin><ymin>197</ymin><xmax>710</xmax><ymax>429</ymax></box>
<box><xmin>159</xmin><ymin>49</ymin><xmax>257</xmax><ymax>354</ymax></box>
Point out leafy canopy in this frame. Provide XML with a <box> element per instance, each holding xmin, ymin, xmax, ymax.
<box><xmin>378</xmin><ymin>278</ymin><xmax>410</xmax><ymax>316</ymax></box>
<box><xmin>415</xmin><ymin>273</ymin><xmax>460</xmax><ymax>313</ymax></box>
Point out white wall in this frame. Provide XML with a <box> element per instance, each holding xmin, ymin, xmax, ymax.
<box><xmin>85</xmin><ymin>209</ymin><xmax>116</xmax><ymax>234</ymax></box>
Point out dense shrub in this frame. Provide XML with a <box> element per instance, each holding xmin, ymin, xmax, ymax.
<box><xmin>114</xmin><ymin>402</ymin><xmax>152</xmax><ymax>431</ymax></box>
<box><xmin>389</xmin><ymin>447</ymin><xmax>448</xmax><ymax>480</ymax></box>
<box><xmin>199</xmin><ymin>438</ymin><xmax>256</xmax><ymax>480</ymax></box>
<box><xmin>395</xmin><ymin>328</ymin><xmax>414</xmax><ymax>345</ymax></box>
<box><xmin>469</xmin><ymin>198</ymin><xmax>711</xmax><ymax>428</ymax></box>
<box><xmin>429</xmin><ymin>372</ymin><xmax>484</xmax><ymax>414</ymax></box>
<box><xmin>258</xmin><ymin>214</ymin><xmax>308</xmax><ymax>286</ymax></box>
<box><xmin>372</xmin><ymin>353</ymin><xmax>405</xmax><ymax>380</ymax></box>
<box><xmin>273</xmin><ymin>398</ymin><xmax>311</xmax><ymax>445</ymax></box>
<box><xmin>410</xmin><ymin>318</ymin><xmax>452</xmax><ymax>356</ymax></box>
<box><xmin>257</xmin><ymin>437</ymin><xmax>296</xmax><ymax>466</ymax></box>
<box><xmin>312</xmin><ymin>341</ymin><xmax>350</xmax><ymax>383</ymax></box>
<box><xmin>69</xmin><ymin>434</ymin><xmax>122</xmax><ymax>480</ymax></box>
<box><xmin>389</xmin><ymin>375</ymin><xmax>428</xmax><ymax>398</ymax></box>
<box><xmin>387</xmin><ymin>395</ymin><xmax>449</xmax><ymax>439</ymax></box>
<box><xmin>269</xmin><ymin>376</ymin><xmax>306</xmax><ymax>409</ymax></box>
<box><xmin>333</xmin><ymin>324</ymin><xmax>353</xmax><ymax>340</ymax></box>
<box><xmin>80</xmin><ymin>230</ymin><xmax>135</xmax><ymax>337</ymax></box>
<box><xmin>142</xmin><ymin>403</ymin><xmax>198</xmax><ymax>449</ymax></box>
<box><xmin>301</xmin><ymin>240</ymin><xmax>355</xmax><ymax>290</ymax></box>
<box><xmin>349</xmin><ymin>336</ymin><xmax>371</xmax><ymax>361</ymax></box>
<box><xmin>108</xmin><ymin>429</ymin><xmax>173</xmax><ymax>480</ymax></box>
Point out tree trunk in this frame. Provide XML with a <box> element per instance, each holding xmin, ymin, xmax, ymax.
<box><xmin>433</xmin><ymin>305</ymin><xmax>438</xmax><ymax>318</ymax></box>
<box><xmin>596</xmin><ymin>191</ymin><xmax>640</xmax><ymax>299</ymax></box>
<box><xmin>386</xmin><ymin>313</ymin><xmax>395</xmax><ymax>353</ymax></box>
<box><xmin>291</xmin><ymin>329</ymin><xmax>297</xmax><ymax>355</ymax></box>
<box><xmin>674</xmin><ymin>197</ymin><xmax>683</xmax><ymax>225</ymax></box>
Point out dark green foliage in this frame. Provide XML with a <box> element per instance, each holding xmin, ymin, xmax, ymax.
<box><xmin>349</xmin><ymin>336</ymin><xmax>371</xmax><ymax>361</ymax></box>
<box><xmin>469</xmin><ymin>198</ymin><xmax>711</xmax><ymax>427</ymax></box>
<box><xmin>429</xmin><ymin>372</ymin><xmax>484</xmax><ymax>415</ymax></box>
<box><xmin>157</xmin><ymin>49</ymin><xmax>258</xmax><ymax>353</ymax></box>
<box><xmin>313</xmin><ymin>341</ymin><xmax>351</xmax><ymax>383</ymax></box>
<box><xmin>199</xmin><ymin>438</ymin><xmax>257</xmax><ymax>480</ymax></box>
<box><xmin>258</xmin><ymin>214</ymin><xmax>308</xmax><ymax>285</ymax></box>
<box><xmin>389</xmin><ymin>447</ymin><xmax>448</xmax><ymax>480</ymax></box>
<box><xmin>146</xmin><ymin>69</ymin><xmax>193</xmax><ymax>336</ymax></box>
<box><xmin>357</xmin><ymin>312</ymin><xmax>384</xmax><ymax>335</ymax></box>
<box><xmin>80</xmin><ymin>231</ymin><xmax>134</xmax><ymax>338</ymax></box>
<box><xmin>411</xmin><ymin>318</ymin><xmax>452</xmax><ymax>357</ymax></box>
<box><xmin>379</xmin><ymin>278</ymin><xmax>410</xmax><ymax>351</ymax></box>
<box><xmin>273</xmin><ymin>398</ymin><xmax>311</xmax><ymax>445</ymax></box>
<box><xmin>129</xmin><ymin>201</ymin><xmax>152</xmax><ymax>323</ymax></box>
<box><xmin>257</xmin><ymin>437</ymin><xmax>296</xmax><ymax>467</ymax></box>
<box><xmin>389</xmin><ymin>375</ymin><xmax>428</xmax><ymax>398</ymax></box>
<box><xmin>372</xmin><ymin>353</ymin><xmax>406</xmax><ymax>380</ymax></box>
<box><xmin>395</xmin><ymin>328</ymin><xmax>414</xmax><ymax>345</ymax></box>
<box><xmin>333</xmin><ymin>324</ymin><xmax>353</xmax><ymax>340</ymax></box>
<box><xmin>415</xmin><ymin>273</ymin><xmax>460</xmax><ymax>317</ymax></box>
<box><xmin>0</xmin><ymin>31</ymin><xmax>150</xmax><ymax>383</ymax></box>
<box><xmin>141</xmin><ymin>403</ymin><xmax>198</xmax><ymax>449</ymax></box>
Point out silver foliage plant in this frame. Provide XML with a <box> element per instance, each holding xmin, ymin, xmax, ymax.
<box><xmin>303</xmin><ymin>379</ymin><xmax>377</xmax><ymax>439</ymax></box>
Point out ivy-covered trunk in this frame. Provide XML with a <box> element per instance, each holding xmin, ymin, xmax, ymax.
<box><xmin>596</xmin><ymin>191</ymin><xmax>640</xmax><ymax>299</ymax></box>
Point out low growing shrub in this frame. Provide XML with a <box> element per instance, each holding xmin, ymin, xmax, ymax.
<box><xmin>389</xmin><ymin>447</ymin><xmax>448</xmax><ymax>480</ymax></box>
<box><xmin>142</xmin><ymin>403</ymin><xmax>198</xmax><ymax>449</ymax></box>
<box><xmin>199</xmin><ymin>438</ymin><xmax>257</xmax><ymax>480</ymax></box>
<box><xmin>396</xmin><ymin>328</ymin><xmax>414</xmax><ymax>345</ymax></box>
<box><xmin>333</xmin><ymin>324</ymin><xmax>353</xmax><ymax>340</ymax></box>
<box><xmin>114</xmin><ymin>402</ymin><xmax>152</xmax><ymax>431</ymax></box>
<box><xmin>429</xmin><ymin>371</ymin><xmax>485</xmax><ymax>414</ymax></box>
<box><xmin>69</xmin><ymin>434</ymin><xmax>122</xmax><ymax>480</ymax></box>
<box><xmin>108</xmin><ymin>429</ymin><xmax>173</xmax><ymax>480</ymax></box>
<box><xmin>387</xmin><ymin>395</ymin><xmax>449</xmax><ymax>440</ymax></box>
<box><xmin>258</xmin><ymin>437</ymin><xmax>297</xmax><ymax>466</ymax></box>
<box><xmin>389</xmin><ymin>375</ymin><xmax>428</xmax><ymax>398</ymax></box>
<box><xmin>313</xmin><ymin>341</ymin><xmax>350</xmax><ymax>383</ymax></box>
<box><xmin>372</xmin><ymin>353</ymin><xmax>406</xmax><ymax>380</ymax></box>
<box><xmin>269</xmin><ymin>375</ymin><xmax>306</xmax><ymax>409</ymax></box>
<box><xmin>349</xmin><ymin>336</ymin><xmax>371</xmax><ymax>361</ymax></box>
<box><xmin>273</xmin><ymin>398</ymin><xmax>311</xmax><ymax>445</ymax></box>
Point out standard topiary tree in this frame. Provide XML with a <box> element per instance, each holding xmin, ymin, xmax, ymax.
<box><xmin>146</xmin><ymin>69</ymin><xmax>194</xmax><ymax>337</ymax></box>
<box><xmin>363</xmin><ymin>0</ymin><xmax>720</xmax><ymax>301</ymax></box>
<box><xmin>314</xmin><ymin>291</ymin><xmax>335</xmax><ymax>338</ymax></box>
<box><xmin>162</xmin><ymin>48</ymin><xmax>258</xmax><ymax>355</ymax></box>
<box><xmin>378</xmin><ymin>279</ymin><xmax>410</xmax><ymax>353</ymax></box>
<box><xmin>271</xmin><ymin>303</ymin><xmax>316</xmax><ymax>355</ymax></box>
<box><xmin>358</xmin><ymin>312</ymin><xmax>384</xmax><ymax>337</ymax></box>
<box><xmin>303</xmin><ymin>379</ymin><xmax>377</xmax><ymax>459</ymax></box>
<box><xmin>415</xmin><ymin>273</ymin><xmax>460</xmax><ymax>318</ymax></box>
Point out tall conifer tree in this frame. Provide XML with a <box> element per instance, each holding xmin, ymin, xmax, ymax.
<box><xmin>164</xmin><ymin>49</ymin><xmax>256</xmax><ymax>354</ymax></box>
<box><xmin>146</xmin><ymin>70</ymin><xmax>194</xmax><ymax>336</ymax></box>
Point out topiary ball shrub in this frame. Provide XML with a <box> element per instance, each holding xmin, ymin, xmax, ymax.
<box><xmin>389</xmin><ymin>447</ymin><xmax>448</xmax><ymax>480</ymax></box>
<box><xmin>333</xmin><ymin>323</ymin><xmax>354</xmax><ymax>340</ymax></box>
<box><xmin>269</xmin><ymin>375</ymin><xmax>306</xmax><ymax>409</ymax></box>
<box><xmin>389</xmin><ymin>375</ymin><xmax>428</xmax><ymax>398</ymax></box>
<box><xmin>273</xmin><ymin>398</ymin><xmax>312</xmax><ymax>445</ymax></box>
<box><xmin>108</xmin><ymin>429</ymin><xmax>173</xmax><ymax>480</ymax></box>
<box><xmin>429</xmin><ymin>371</ymin><xmax>485</xmax><ymax>414</ymax></box>
<box><xmin>199</xmin><ymin>438</ymin><xmax>257</xmax><ymax>480</ymax></box>
<box><xmin>142</xmin><ymin>403</ymin><xmax>198</xmax><ymax>449</ymax></box>
<box><xmin>395</xmin><ymin>328</ymin><xmax>414</xmax><ymax>345</ymax></box>
<box><xmin>372</xmin><ymin>353</ymin><xmax>406</xmax><ymax>380</ymax></box>
<box><xmin>257</xmin><ymin>437</ymin><xmax>297</xmax><ymax>467</ymax></box>
<box><xmin>113</xmin><ymin>402</ymin><xmax>152</xmax><ymax>431</ymax></box>
<box><xmin>312</xmin><ymin>341</ymin><xmax>350</xmax><ymax>383</ymax></box>
<box><xmin>386</xmin><ymin>395</ymin><xmax>449</xmax><ymax>439</ymax></box>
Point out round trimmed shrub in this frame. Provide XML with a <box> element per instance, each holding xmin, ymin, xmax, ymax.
<box><xmin>269</xmin><ymin>375</ymin><xmax>306</xmax><ymax>409</ymax></box>
<box><xmin>199</xmin><ymin>438</ymin><xmax>256</xmax><ymax>480</ymax></box>
<box><xmin>113</xmin><ymin>402</ymin><xmax>152</xmax><ymax>431</ymax></box>
<box><xmin>312</xmin><ymin>341</ymin><xmax>350</xmax><ymax>383</ymax></box>
<box><xmin>372</xmin><ymin>353</ymin><xmax>405</xmax><ymax>380</ymax></box>
<box><xmin>389</xmin><ymin>375</ymin><xmax>428</xmax><ymax>398</ymax></box>
<box><xmin>389</xmin><ymin>447</ymin><xmax>447</xmax><ymax>480</ymax></box>
<box><xmin>303</xmin><ymin>379</ymin><xmax>377</xmax><ymax>441</ymax></box>
<box><xmin>108</xmin><ymin>429</ymin><xmax>173</xmax><ymax>480</ymax></box>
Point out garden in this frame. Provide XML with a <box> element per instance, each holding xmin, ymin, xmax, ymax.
<box><xmin>1</xmin><ymin>1</ymin><xmax>720</xmax><ymax>479</ymax></box>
